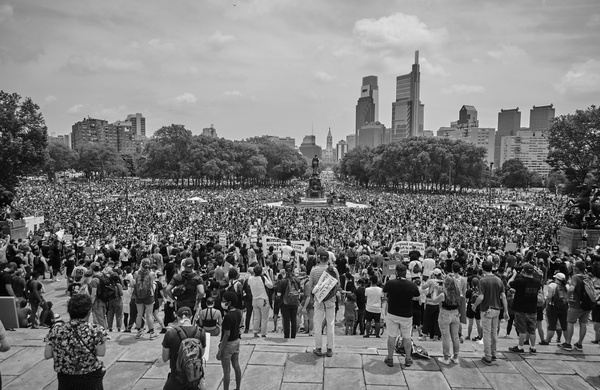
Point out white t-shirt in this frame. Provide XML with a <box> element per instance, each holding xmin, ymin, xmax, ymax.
<box><xmin>365</xmin><ymin>286</ymin><xmax>383</xmax><ymax>314</ymax></box>
<box><xmin>422</xmin><ymin>258</ymin><xmax>436</xmax><ymax>277</ymax></box>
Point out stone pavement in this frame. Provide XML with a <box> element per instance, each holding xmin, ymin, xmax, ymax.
<box><xmin>1</xmin><ymin>278</ymin><xmax>599</xmax><ymax>390</ymax></box>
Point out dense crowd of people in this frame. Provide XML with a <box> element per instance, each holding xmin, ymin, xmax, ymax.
<box><xmin>0</xmin><ymin>179</ymin><xmax>599</xmax><ymax>389</ymax></box>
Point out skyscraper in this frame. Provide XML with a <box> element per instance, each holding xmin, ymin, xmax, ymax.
<box><xmin>529</xmin><ymin>104</ymin><xmax>555</xmax><ymax>132</ymax></box>
<box><xmin>355</xmin><ymin>76</ymin><xmax>378</xmax><ymax>141</ymax></box>
<box><xmin>500</xmin><ymin>130</ymin><xmax>551</xmax><ymax>176</ymax></box>
<box><xmin>126</xmin><ymin>113</ymin><xmax>146</xmax><ymax>137</ymax></box>
<box><xmin>346</xmin><ymin>134</ymin><xmax>356</xmax><ymax>151</ymax></box>
<box><xmin>495</xmin><ymin>108</ymin><xmax>521</xmax><ymax>167</ymax></box>
<box><xmin>457</xmin><ymin>105</ymin><xmax>479</xmax><ymax>128</ymax></box>
<box><xmin>299</xmin><ymin>135</ymin><xmax>322</xmax><ymax>161</ymax></box>
<box><xmin>336</xmin><ymin>140</ymin><xmax>348</xmax><ymax>161</ymax></box>
<box><xmin>326</xmin><ymin>128</ymin><xmax>333</xmax><ymax>151</ymax></box>
<box><xmin>358</xmin><ymin>122</ymin><xmax>386</xmax><ymax>149</ymax></box>
<box><xmin>322</xmin><ymin>128</ymin><xmax>335</xmax><ymax>165</ymax></box>
<box><xmin>391</xmin><ymin>51</ymin><xmax>423</xmax><ymax>141</ymax></box>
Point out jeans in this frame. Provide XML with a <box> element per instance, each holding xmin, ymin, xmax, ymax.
<box><xmin>107</xmin><ymin>298</ymin><xmax>123</xmax><ymax>330</ymax></box>
<box><xmin>244</xmin><ymin>300</ymin><xmax>253</xmax><ymax>331</ymax></box>
<box><xmin>252</xmin><ymin>298</ymin><xmax>269</xmax><ymax>336</ymax></box>
<box><xmin>280</xmin><ymin>304</ymin><xmax>298</xmax><ymax>338</ymax></box>
<box><xmin>438</xmin><ymin>308</ymin><xmax>460</xmax><ymax>358</ymax></box>
<box><xmin>92</xmin><ymin>300</ymin><xmax>107</xmax><ymax>328</ymax></box>
<box><xmin>313</xmin><ymin>300</ymin><xmax>335</xmax><ymax>351</ymax></box>
<box><xmin>136</xmin><ymin>303</ymin><xmax>154</xmax><ymax>332</ymax></box>
<box><xmin>353</xmin><ymin>308</ymin><xmax>365</xmax><ymax>335</ymax></box>
<box><xmin>481</xmin><ymin>308</ymin><xmax>500</xmax><ymax>360</ymax></box>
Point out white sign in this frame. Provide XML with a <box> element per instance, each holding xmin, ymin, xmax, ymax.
<box><xmin>312</xmin><ymin>270</ymin><xmax>338</xmax><ymax>303</ymax></box>
<box><xmin>389</xmin><ymin>241</ymin><xmax>426</xmax><ymax>257</ymax></box>
<box><xmin>219</xmin><ymin>232</ymin><xmax>227</xmax><ymax>247</ymax></box>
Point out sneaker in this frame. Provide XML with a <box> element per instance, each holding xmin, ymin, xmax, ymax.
<box><xmin>253</xmin><ymin>333</ymin><xmax>259</xmax><ymax>338</ymax></box>
<box><xmin>539</xmin><ymin>340</ymin><xmax>549</xmax><ymax>346</ymax></box>
<box><xmin>573</xmin><ymin>343</ymin><xmax>583</xmax><ymax>351</ymax></box>
<box><xmin>363</xmin><ymin>335</ymin><xmax>370</xmax><ymax>338</ymax></box>
<box><xmin>160</xmin><ymin>328</ymin><xmax>168</xmax><ymax>334</ymax></box>
<box><xmin>451</xmin><ymin>357</ymin><xmax>459</xmax><ymax>364</ymax></box>
<box><xmin>508</xmin><ymin>346</ymin><xmax>525</xmax><ymax>353</ymax></box>
<box><xmin>261</xmin><ymin>335</ymin><xmax>267</xmax><ymax>338</ymax></box>
<box><xmin>591</xmin><ymin>340</ymin><xmax>599</xmax><ymax>345</ymax></box>
<box><xmin>108</xmin><ymin>328</ymin><xmax>113</xmax><ymax>332</ymax></box>
<box><xmin>529</xmin><ymin>348</ymin><xmax>537</xmax><ymax>354</ymax></box>
<box><xmin>105</xmin><ymin>336</ymin><xmax>111</xmax><ymax>341</ymax></box>
<box><xmin>149</xmin><ymin>332</ymin><xmax>158</xmax><ymax>340</ymax></box>
<box><xmin>404</xmin><ymin>358</ymin><xmax>413</xmax><ymax>367</ymax></box>
<box><xmin>313</xmin><ymin>348</ymin><xmax>323</xmax><ymax>357</ymax></box>
<box><xmin>326</xmin><ymin>348</ymin><xmax>333</xmax><ymax>357</ymax></box>
<box><xmin>465</xmin><ymin>336</ymin><xmax>471</xmax><ymax>341</ymax></box>
<box><xmin>438</xmin><ymin>357</ymin><xmax>451</xmax><ymax>365</ymax></box>
<box><xmin>123</xmin><ymin>329</ymin><xmax>131</xmax><ymax>333</ymax></box>
<box><xmin>459</xmin><ymin>337</ymin><xmax>464</xmax><ymax>344</ymax></box>
<box><xmin>491</xmin><ymin>356</ymin><xmax>497</xmax><ymax>361</ymax></box>
<box><xmin>136</xmin><ymin>330</ymin><xmax>144</xmax><ymax>339</ymax></box>
<box><xmin>558</xmin><ymin>342</ymin><xmax>572</xmax><ymax>351</ymax></box>
<box><xmin>481</xmin><ymin>357</ymin><xmax>493</xmax><ymax>366</ymax></box>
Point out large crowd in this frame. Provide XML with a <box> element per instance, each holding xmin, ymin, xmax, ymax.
<box><xmin>0</xmin><ymin>179</ymin><xmax>599</xmax><ymax>390</ymax></box>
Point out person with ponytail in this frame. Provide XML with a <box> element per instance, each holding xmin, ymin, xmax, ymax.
<box><xmin>431</xmin><ymin>275</ymin><xmax>462</xmax><ymax>365</ymax></box>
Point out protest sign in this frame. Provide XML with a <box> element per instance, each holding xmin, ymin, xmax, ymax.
<box><xmin>219</xmin><ymin>232</ymin><xmax>227</xmax><ymax>247</ymax></box>
<box><xmin>389</xmin><ymin>241</ymin><xmax>426</xmax><ymax>257</ymax></box>
<box><xmin>313</xmin><ymin>270</ymin><xmax>338</xmax><ymax>303</ymax></box>
<box><xmin>383</xmin><ymin>260</ymin><xmax>403</xmax><ymax>276</ymax></box>
<box><xmin>505</xmin><ymin>242</ymin><xmax>517</xmax><ymax>252</ymax></box>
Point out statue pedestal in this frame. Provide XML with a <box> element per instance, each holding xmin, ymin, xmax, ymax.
<box><xmin>559</xmin><ymin>226</ymin><xmax>600</xmax><ymax>254</ymax></box>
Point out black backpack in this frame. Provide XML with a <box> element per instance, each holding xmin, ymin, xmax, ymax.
<box><xmin>97</xmin><ymin>274</ymin><xmax>117</xmax><ymax>303</ymax></box>
<box><xmin>227</xmin><ymin>281</ymin><xmax>244</xmax><ymax>310</ymax></box>
<box><xmin>172</xmin><ymin>273</ymin><xmax>200</xmax><ymax>302</ymax></box>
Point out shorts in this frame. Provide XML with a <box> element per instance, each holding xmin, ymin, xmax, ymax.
<box><xmin>467</xmin><ymin>305</ymin><xmax>480</xmax><ymax>320</ymax></box>
<box><xmin>365</xmin><ymin>311</ymin><xmax>381</xmax><ymax>323</ymax></box>
<box><xmin>567</xmin><ymin>307</ymin><xmax>590</xmax><ymax>324</ymax></box>
<box><xmin>385</xmin><ymin>313</ymin><xmax>412</xmax><ymax>339</ymax></box>
<box><xmin>220</xmin><ymin>339</ymin><xmax>240</xmax><ymax>362</ymax></box>
<box><xmin>274</xmin><ymin>299</ymin><xmax>281</xmax><ymax>316</ymax></box>
<box><xmin>514</xmin><ymin>311</ymin><xmax>537</xmax><ymax>334</ymax></box>
<box><xmin>536</xmin><ymin>306</ymin><xmax>544</xmax><ymax>322</ymax></box>
<box><xmin>593</xmin><ymin>306</ymin><xmax>600</xmax><ymax>323</ymax></box>
<box><xmin>546</xmin><ymin>305</ymin><xmax>567</xmax><ymax>332</ymax></box>
<box><xmin>412</xmin><ymin>301</ymin><xmax>422</xmax><ymax>326</ymax></box>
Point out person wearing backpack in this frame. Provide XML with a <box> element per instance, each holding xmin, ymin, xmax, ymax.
<box><xmin>277</xmin><ymin>264</ymin><xmax>302</xmax><ymax>339</ymax></box>
<box><xmin>539</xmin><ymin>273</ymin><xmax>568</xmax><ymax>345</ymax></box>
<box><xmin>106</xmin><ymin>273</ymin><xmax>124</xmax><ymax>332</ymax></box>
<box><xmin>216</xmin><ymin>292</ymin><xmax>243</xmax><ymax>390</ymax></box>
<box><xmin>89</xmin><ymin>262</ymin><xmax>108</xmax><ymax>330</ymax></box>
<box><xmin>248</xmin><ymin>265</ymin><xmax>273</xmax><ymax>338</ymax></box>
<box><xmin>162</xmin><ymin>306</ymin><xmax>207</xmax><ymax>390</ymax></box>
<box><xmin>166</xmin><ymin>258</ymin><xmax>205</xmax><ymax>317</ymax></box>
<box><xmin>560</xmin><ymin>260</ymin><xmax>596</xmax><ymax>351</ymax></box>
<box><xmin>133</xmin><ymin>259</ymin><xmax>157</xmax><ymax>340</ymax></box>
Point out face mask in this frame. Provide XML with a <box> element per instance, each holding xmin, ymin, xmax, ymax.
<box><xmin>221</xmin><ymin>302</ymin><xmax>230</xmax><ymax>310</ymax></box>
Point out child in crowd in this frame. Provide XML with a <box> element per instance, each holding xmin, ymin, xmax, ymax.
<box><xmin>465</xmin><ymin>278</ymin><xmax>482</xmax><ymax>341</ymax></box>
<box><xmin>344</xmin><ymin>293</ymin><xmax>357</xmax><ymax>335</ymax></box>
<box><xmin>122</xmin><ymin>279</ymin><xmax>132</xmax><ymax>331</ymax></box>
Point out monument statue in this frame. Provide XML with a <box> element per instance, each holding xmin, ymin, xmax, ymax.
<box><xmin>564</xmin><ymin>184</ymin><xmax>600</xmax><ymax>228</ymax></box>
<box><xmin>311</xmin><ymin>155</ymin><xmax>320</xmax><ymax>175</ymax></box>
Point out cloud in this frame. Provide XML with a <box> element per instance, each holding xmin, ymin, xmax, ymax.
<box><xmin>223</xmin><ymin>90</ymin><xmax>243</xmax><ymax>99</ymax></box>
<box><xmin>66</xmin><ymin>104</ymin><xmax>83</xmax><ymax>114</ymax></box>
<box><xmin>63</xmin><ymin>54</ymin><xmax>142</xmax><ymax>74</ymax></box>
<box><xmin>353</xmin><ymin>13</ymin><xmax>447</xmax><ymax>50</ymax></box>
<box><xmin>555</xmin><ymin>59</ymin><xmax>600</xmax><ymax>95</ymax></box>
<box><xmin>442</xmin><ymin>84</ymin><xmax>485</xmax><ymax>95</ymax></box>
<box><xmin>214</xmin><ymin>90</ymin><xmax>256</xmax><ymax>104</ymax></box>
<box><xmin>148</xmin><ymin>39</ymin><xmax>175</xmax><ymax>51</ymax></box>
<box><xmin>207</xmin><ymin>31</ymin><xmax>237</xmax><ymax>50</ymax></box>
<box><xmin>314</xmin><ymin>71</ymin><xmax>335</xmax><ymax>82</ymax></box>
<box><xmin>174</xmin><ymin>93</ymin><xmax>197</xmax><ymax>104</ymax></box>
<box><xmin>0</xmin><ymin>3</ymin><xmax>13</xmax><ymax>24</ymax></box>
<box><xmin>487</xmin><ymin>44</ymin><xmax>526</xmax><ymax>62</ymax></box>
<box><xmin>45</xmin><ymin>95</ymin><xmax>57</xmax><ymax>103</ymax></box>
<box><xmin>420</xmin><ymin>57</ymin><xmax>447</xmax><ymax>77</ymax></box>
<box><xmin>586</xmin><ymin>14</ymin><xmax>600</xmax><ymax>28</ymax></box>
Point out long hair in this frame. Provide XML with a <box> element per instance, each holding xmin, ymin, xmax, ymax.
<box><xmin>443</xmin><ymin>276</ymin><xmax>460</xmax><ymax>306</ymax></box>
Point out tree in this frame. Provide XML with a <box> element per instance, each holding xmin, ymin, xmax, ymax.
<box><xmin>546</xmin><ymin>105</ymin><xmax>600</xmax><ymax>193</ymax></box>
<box><xmin>500</xmin><ymin>159</ymin><xmax>532</xmax><ymax>189</ymax></box>
<box><xmin>0</xmin><ymin>91</ymin><xmax>48</xmax><ymax>191</ymax></box>
<box><xmin>75</xmin><ymin>143</ymin><xmax>125</xmax><ymax>179</ymax></box>
<box><xmin>44</xmin><ymin>143</ymin><xmax>78</xmax><ymax>181</ymax></box>
<box><xmin>339</xmin><ymin>146</ymin><xmax>373</xmax><ymax>187</ymax></box>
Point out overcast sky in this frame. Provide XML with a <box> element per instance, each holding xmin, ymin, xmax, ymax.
<box><xmin>1</xmin><ymin>0</ymin><xmax>599</xmax><ymax>145</ymax></box>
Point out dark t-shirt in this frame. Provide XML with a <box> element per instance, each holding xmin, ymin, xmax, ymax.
<box><xmin>479</xmin><ymin>274</ymin><xmax>505</xmax><ymax>312</ymax></box>
<box><xmin>510</xmin><ymin>275</ymin><xmax>541</xmax><ymax>314</ymax></box>
<box><xmin>355</xmin><ymin>286</ymin><xmax>366</xmax><ymax>310</ymax></box>
<box><xmin>162</xmin><ymin>325</ymin><xmax>206</xmax><ymax>373</ymax></box>
<box><xmin>0</xmin><ymin>272</ymin><xmax>13</xmax><ymax>296</ymax></box>
<box><xmin>383</xmin><ymin>278</ymin><xmax>420</xmax><ymax>318</ymax></box>
<box><xmin>221</xmin><ymin>309</ymin><xmax>242</xmax><ymax>342</ymax></box>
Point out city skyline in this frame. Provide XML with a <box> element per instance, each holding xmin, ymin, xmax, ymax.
<box><xmin>1</xmin><ymin>0</ymin><xmax>598</xmax><ymax>145</ymax></box>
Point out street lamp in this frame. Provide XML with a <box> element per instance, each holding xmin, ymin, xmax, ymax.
<box><xmin>488</xmin><ymin>162</ymin><xmax>494</xmax><ymax>206</ymax></box>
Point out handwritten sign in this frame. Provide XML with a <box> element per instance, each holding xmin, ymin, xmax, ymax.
<box><xmin>389</xmin><ymin>241</ymin><xmax>426</xmax><ymax>257</ymax></box>
<box><xmin>313</xmin><ymin>270</ymin><xmax>338</xmax><ymax>303</ymax></box>
<box><xmin>383</xmin><ymin>260</ymin><xmax>403</xmax><ymax>276</ymax></box>
<box><xmin>219</xmin><ymin>232</ymin><xmax>227</xmax><ymax>247</ymax></box>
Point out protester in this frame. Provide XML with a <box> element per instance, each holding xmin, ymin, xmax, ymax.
<box><xmin>44</xmin><ymin>294</ymin><xmax>107</xmax><ymax>389</ymax></box>
<box><xmin>277</xmin><ymin>264</ymin><xmax>301</xmax><ymax>339</ymax></box>
<box><xmin>197</xmin><ymin>297</ymin><xmax>222</xmax><ymax>337</ymax></box>
<box><xmin>165</xmin><ymin>258</ymin><xmax>205</xmax><ymax>316</ymax></box>
<box><xmin>472</xmin><ymin>261</ymin><xmax>508</xmax><ymax>366</ymax></box>
<box><xmin>431</xmin><ymin>275</ymin><xmax>462</xmax><ymax>365</ymax></box>
<box><xmin>0</xmin><ymin>319</ymin><xmax>11</xmax><ymax>389</ymax></box>
<box><xmin>364</xmin><ymin>275</ymin><xmax>383</xmax><ymax>338</ymax></box>
<box><xmin>216</xmin><ymin>292</ymin><xmax>243</xmax><ymax>390</ymax></box>
<box><xmin>133</xmin><ymin>259</ymin><xmax>157</xmax><ymax>340</ymax></box>
<box><xmin>508</xmin><ymin>264</ymin><xmax>542</xmax><ymax>354</ymax></box>
<box><xmin>540</xmin><ymin>272</ymin><xmax>569</xmax><ymax>345</ymax></box>
<box><xmin>560</xmin><ymin>261</ymin><xmax>594</xmax><ymax>351</ymax></box>
<box><xmin>248</xmin><ymin>265</ymin><xmax>272</xmax><ymax>338</ymax></box>
<box><xmin>382</xmin><ymin>264</ymin><xmax>420</xmax><ymax>367</ymax></box>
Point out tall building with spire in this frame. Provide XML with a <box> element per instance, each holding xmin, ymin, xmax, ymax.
<box><xmin>391</xmin><ymin>51</ymin><xmax>424</xmax><ymax>141</ymax></box>
<box><xmin>355</xmin><ymin>76</ymin><xmax>379</xmax><ymax>141</ymax></box>
<box><xmin>322</xmin><ymin>128</ymin><xmax>335</xmax><ymax>165</ymax></box>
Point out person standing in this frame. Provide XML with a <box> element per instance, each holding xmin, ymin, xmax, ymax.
<box><xmin>89</xmin><ymin>262</ymin><xmax>108</xmax><ymax>330</ymax></box>
<box><xmin>0</xmin><ymin>319</ymin><xmax>11</xmax><ymax>388</ymax></box>
<box><xmin>431</xmin><ymin>275</ymin><xmax>462</xmax><ymax>365</ymax></box>
<box><xmin>560</xmin><ymin>260</ymin><xmax>595</xmax><ymax>351</ymax></box>
<box><xmin>382</xmin><ymin>264</ymin><xmax>420</xmax><ymax>368</ymax></box>
<box><xmin>247</xmin><ymin>265</ymin><xmax>273</xmax><ymax>338</ymax></box>
<box><xmin>508</xmin><ymin>264</ymin><xmax>542</xmax><ymax>354</ymax></box>
<box><xmin>353</xmin><ymin>278</ymin><xmax>367</xmax><ymax>336</ymax></box>
<box><xmin>471</xmin><ymin>260</ymin><xmax>508</xmax><ymax>366</ymax></box>
<box><xmin>216</xmin><ymin>292</ymin><xmax>243</xmax><ymax>390</ymax></box>
<box><xmin>133</xmin><ymin>259</ymin><xmax>157</xmax><ymax>340</ymax></box>
<box><xmin>539</xmin><ymin>272</ymin><xmax>569</xmax><ymax>345</ymax></box>
<box><xmin>278</xmin><ymin>264</ymin><xmax>301</xmax><ymax>339</ymax></box>
<box><xmin>165</xmin><ymin>258</ymin><xmax>205</xmax><ymax>317</ymax></box>
<box><xmin>27</xmin><ymin>271</ymin><xmax>45</xmax><ymax>328</ymax></box>
<box><xmin>308</xmin><ymin>249</ymin><xmax>340</xmax><ymax>357</ymax></box>
<box><xmin>363</xmin><ymin>275</ymin><xmax>383</xmax><ymax>338</ymax></box>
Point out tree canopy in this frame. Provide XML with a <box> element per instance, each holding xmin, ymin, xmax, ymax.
<box><xmin>44</xmin><ymin>142</ymin><xmax>78</xmax><ymax>181</ymax></box>
<box><xmin>0</xmin><ymin>91</ymin><xmax>48</xmax><ymax>191</ymax></box>
<box><xmin>74</xmin><ymin>143</ymin><xmax>126</xmax><ymax>179</ymax></box>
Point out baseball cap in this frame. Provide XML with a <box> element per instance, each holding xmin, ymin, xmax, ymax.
<box><xmin>177</xmin><ymin>306</ymin><xmax>192</xmax><ymax>318</ymax></box>
<box><xmin>317</xmin><ymin>247</ymin><xmax>329</xmax><ymax>258</ymax></box>
<box><xmin>522</xmin><ymin>263</ymin><xmax>534</xmax><ymax>272</ymax></box>
<box><xmin>554</xmin><ymin>272</ymin><xmax>566</xmax><ymax>281</ymax></box>
<box><xmin>90</xmin><ymin>262</ymin><xmax>101</xmax><ymax>272</ymax></box>
<box><xmin>432</xmin><ymin>268</ymin><xmax>442</xmax><ymax>275</ymax></box>
<box><xmin>183</xmin><ymin>258</ymin><xmax>194</xmax><ymax>269</ymax></box>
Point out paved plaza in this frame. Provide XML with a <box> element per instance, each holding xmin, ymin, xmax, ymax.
<box><xmin>1</xmin><ymin>279</ymin><xmax>599</xmax><ymax>390</ymax></box>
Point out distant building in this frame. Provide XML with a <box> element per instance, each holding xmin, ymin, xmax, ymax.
<box><xmin>48</xmin><ymin>133</ymin><xmax>71</xmax><ymax>149</ymax></box>
<box><xmin>336</xmin><ymin>140</ymin><xmax>348</xmax><ymax>161</ymax></box>
<box><xmin>422</xmin><ymin>130</ymin><xmax>434</xmax><ymax>137</ymax></box>
<box><xmin>202</xmin><ymin>124</ymin><xmax>218</xmax><ymax>137</ymax></box>
<box><xmin>391</xmin><ymin>51</ymin><xmax>423</xmax><ymax>141</ymax></box>
<box><xmin>299</xmin><ymin>135</ymin><xmax>322</xmax><ymax>161</ymax></box>
<box><xmin>529</xmin><ymin>104</ymin><xmax>555</xmax><ymax>132</ymax></box>
<box><xmin>346</xmin><ymin>134</ymin><xmax>356</xmax><ymax>151</ymax></box>
<box><xmin>321</xmin><ymin>128</ymin><xmax>335</xmax><ymax>165</ymax></box>
<box><xmin>358</xmin><ymin>122</ymin><xmax>387</xmax><ymax>149</ymax></box>
<box><xmin>495</xmin><ymin>108</ymin><xmax>521</xmax><ymax>167</ymax></box>
<box><xmin>126</xmin><ymin>113</ymin><xmax>146</xmax><ymax>137</ymax></box>
<box><xmin>438</xmin><ymin>126</ymin><xmax>496</xmax><ymax>164</ymax></box>
<box><xmin>71</xmin><ymin>117</ymin><xmax>110</xmax><ymax>150</ymax></box>
<box><xmin>457</xmin><ymin>105</ymin><xmax>479</xmax><ymax>128</ymax></box>
<box><xmin>265</xmin><ymin>136</ymin><xmax>296</xmax><ymax>149</ymax></box>
<box><xmin>500</xmin><ymin>130</ymin><xmax>551</xmax><ymax>176</ymax></box>
<box><xmin>71</xmin><ymin>116</ymin><xmax>146</xmax><ymax>154</ymax></box>
<box><xmin>355</xmin><ymin>76</ymin><xmax>379</xmax><ymax>141</ymax></box>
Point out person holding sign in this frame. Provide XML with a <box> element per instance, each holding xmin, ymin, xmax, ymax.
<box><xmin>308</xmin><ymin>248</ymin><xmax>340</xmax><ymax>357</ymax></box>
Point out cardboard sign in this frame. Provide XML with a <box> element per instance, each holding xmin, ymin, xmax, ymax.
<box><xmin>63</xmin><ymin>234</ymin><xmax>73</xmax><ymax>244</ymax></box>
<box><xmin>219</xmin><ymin>232</ymin><xmax>227</xmax><ymax>247</ymax></box>
<box><xmin>389</xmin><ymin>241</ymin><xmax>426</xmax><ymax>257</ymax></box>
<box><xmin>313</xmin><ymin>270</ymin><xmax>338</xmax><ymax>303</ymax></box>
<box><xmin>505</xmin><ymin>242</ymin><xmax>517</xmax><ymax>252</ymax></box>
<box><xmin>84</xmin><ymin>246</ymin><xmax>95</xmax><ymax>256</ymax></box>
<box><xmin>0</xmin><ymin>297</ymin><xmax>19</xmax><ymax>329</ymax></box>
<box><xmin>383</xmin><ymin>260</ymin><xmax>403</xmax><ymax>276</ymax></box>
